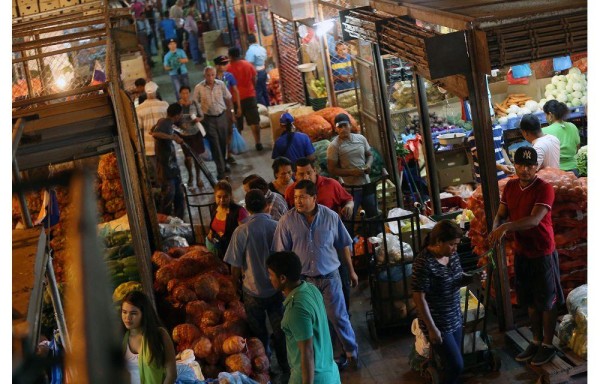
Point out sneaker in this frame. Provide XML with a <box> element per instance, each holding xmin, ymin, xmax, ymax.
<box><xmin>530</xmin><ymin>345</ymin><xmax>557</xmax><ymax>366</ymax></box>
<box><xmin>515</xmin><ymin>342</ymin><xmax>539</xmax><ymax>362</ymax></box>
<box><xmin>226</xmin><ymin>156</ymin><xmax>237</xmax><ymax>164</ymax></box>
<box><xmin>255</xmin><ymin>143</ymin><xmax>264</xmax><ymax>151</ymax></box>
<box><xmin>347</xmin><ymin>355</ymin><xmax>361</xmax><ymax>371</ymax></box>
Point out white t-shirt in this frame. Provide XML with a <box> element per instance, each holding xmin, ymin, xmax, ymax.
<box><xmin>533</xmin><ymin>134</ymin><xmax>560</xmax><ymax>170</ymax></box>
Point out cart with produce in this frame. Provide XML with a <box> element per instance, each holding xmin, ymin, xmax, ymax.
<box><xmin>411</xmin><ymin>250</ymin><xmax>501</xmax><ymax>383</ymax></box>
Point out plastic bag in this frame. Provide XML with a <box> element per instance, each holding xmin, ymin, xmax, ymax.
<box><xmin>216</xmin><ymin>371</ymin><xmax>258</xmax><ymax>384</ymax></box>
<box><xmin>511</xmin><ymin>63</ymin><xmax>532</xmax><ymax>79</ymax></box>
<box><xmin>369</xmin><ymin>233</ymin><xmax>413</xmax><ymax>264</ymax></box>
<box><xmin>176</xmin><ymin>349</ymin><xmax>204</xmax><ymax>382</ymax></box>
<box><xmin>566</xmin><ymin>284</ymin><xmax>587</xmax><ymax>315</ymax></box>
<box><xmin>463</xmin><ymin>331</ymin><xmax>488</xmax><ymax>352</ymax></box>
<box><xmin>376</xmin><ymin>264</ymin><xmax>412</xmax><ymax>281</ymax></box>
<box><xmin>201</xmin><ymin>138</ymin><xmax>212</xmax><ymax>161</ymax></box>
<box><xmin>558</xmin><ymin>314</ymin><xmax>576</xmax><ymax>347</ymax></box>
<box><xmin>553</xmin><ymin>55</ymin><xmax>572</xmax><ymax>72</ymax></box>
<box><xmin>260</xmin><ymin>10</ymin><xmax>273</xmax><ymax>36</ymax></box>
<box><xmin>162</xmin><ymin>236</ymin><xmax>189</xmax><ymax>252</ymax></box>
<box><xmin>229</xmin><ymin>127</ymin><xmax>248</xmax><ymax>155</ymax></box>
<box><xmin>411</xmin><ymin>318</ymin><xmax>430</xmax><ymax>358</ymax></box>
<box><xmin>159</xmin><ymin>223</ymin><xmax>194</xmax><ymax>245</ymax></box>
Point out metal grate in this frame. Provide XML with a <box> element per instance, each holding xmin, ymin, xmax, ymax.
<box><xmin>485</xmin><ymin>11</ymin><xmax>587</xmax><ymax>69</ymax></box>
<box><xmin>272</xmin><ymin>13</ymin><xmax>305</xmax><ymax>105</ymax></box>
<box><xmin>12</xmin><ymin>3</ymin><xmax>108</xmax><ymax>105</ymax></box>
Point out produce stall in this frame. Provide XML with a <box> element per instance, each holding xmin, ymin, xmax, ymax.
<box><xmin>347</xmin><ymin>0</ymin><xmax>588</xmax><ymax>332</ymax></box>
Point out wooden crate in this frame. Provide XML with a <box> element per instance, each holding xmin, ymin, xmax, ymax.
<box><xmin>506</xmin><ymin>324</ymin><xmax>586</xmax><ymax>384</ymax></box>
<box><xmin>59</xmin><ymin>0</ymin><xmax>79</xmax><ymax>7</ymax></box>
<box><xmin>39</xmin><ymin>0</ymin><xmax>61</xmax><ymax>12</ymax></box>
<box><xmin>17</xmin><ymin>0</ymin><xmax>39</xmax><ymax>15</ymax></box>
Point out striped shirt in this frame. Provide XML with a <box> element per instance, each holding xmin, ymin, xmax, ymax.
<box><xmin>136</xmin><ymin>98</ymin><xmax>169</xmax><ymax>156</ymax></box>
<box><xmin>467</xmin><ymin>125</ymin><xmax>506</xmax><ymax>183</ymax></box>
<box><xmin>265</xmin><ymin>189</ymin><xmax>288</xmax><ymax>221</ymax></box>
<box><xmin>194</xmin><ymin>79</ymin><xmax>232</xmax><ymax>117</ymax></box>
<box><xmin>412</xmin><ymin>250</ymin><xmax>463</xmax><ymax>335</ymax></box>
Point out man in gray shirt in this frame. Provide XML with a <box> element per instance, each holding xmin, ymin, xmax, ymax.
<box><xmin>224</xmin><ymin>190</ymin><xmax>290</xmax><ymax>377</ymax></box>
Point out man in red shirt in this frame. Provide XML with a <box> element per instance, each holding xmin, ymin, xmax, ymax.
<box><xmin>284</xmin><ymin>158</ymin><xmax>354</xmax><ymax>218</ymax></box>
<box><xmin>226</xmin><ymin>46</ymin><xmax>263</xmax><ymax>151</ymax></box>
<box><xmin>490</xmin><ymin>146</ymin><xmax>564</xmax><ymax>366</ymax></box>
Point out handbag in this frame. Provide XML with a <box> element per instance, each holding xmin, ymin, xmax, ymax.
<box><xmin>229</xmin><ymin>126</ymin><xmax>248</xmax><ymax>154</ymax></box>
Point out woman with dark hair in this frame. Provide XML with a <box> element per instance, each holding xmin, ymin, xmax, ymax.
<box><xmin>268</xmin><ymin>156</ymin><xmax>294</xmax><ymax>196</ymax></box>
<box><xmin>206</xmin><ymin>180</ymin><xmax>249</xmax><ymax>259</ymax></box>
<box><xmin>542</xmin><ymin>100</ymin><xmax>581</xmax><ymax>174</ymax></box>
<box><xmin>121</xmin><ymin>291</ymin><xmax>177</xmax><ymax>384</ymax></box>
<box><xmin>271</xmin><ymin>112</ymin><xmax>316</xmax><ymax>165</ymax></box>
<box><xmin>411</xmin><ymin>220</ymin><xmax>477</xmax><ymax>384</ymax></box>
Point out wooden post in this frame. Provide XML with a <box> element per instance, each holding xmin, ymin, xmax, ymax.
<box><xmin>414</xmin><ymin>74</ymin><xmax>441</xmax><ymax>214</ymax></box>
<box><xmin>465</xmin><ymin>29</ymin><xmax>513</xmax><ymax>331</ymax></box>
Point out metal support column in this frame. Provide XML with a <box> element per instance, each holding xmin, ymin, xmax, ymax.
<box><xmin>415</xmin><ymin>74</ymin><xmax>441</xmax><ymax>214</ymax></box>
<box><xmin>465</xmin><ymin>29</ymin><xmax>512</xmax><ymax>330</ymax></box>
<box><xmin>372</xmin><ymin>43</ymin><xmax>402</xmax><ymax>202</ymax></box>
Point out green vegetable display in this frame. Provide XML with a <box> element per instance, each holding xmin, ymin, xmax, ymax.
<box><xmin>576</xmin><ymin>145</ymin><xmax>587</xmax><ymax>176</ymax></box>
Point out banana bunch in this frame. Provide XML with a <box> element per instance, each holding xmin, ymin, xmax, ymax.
<box><xmin>309</xmin><ymin>78</ymin><xmax>328</xmax><ymax>98</ymax></box>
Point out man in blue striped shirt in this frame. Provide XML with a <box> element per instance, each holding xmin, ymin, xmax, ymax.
<box><xmin>467</xmin><ymin>125</ymin><xmax>514</xmax><ymax>183</ymax></box>
<box><xmin>272</xmin><ymin>179</ymin><xmax>360</xmax><ymax>371</ymax></box>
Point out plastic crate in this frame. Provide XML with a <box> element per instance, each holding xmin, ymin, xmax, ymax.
<box><xmin>309</xmin><ymin>97</ymin><xmax>328</xmax><ymax>111</ymax></box>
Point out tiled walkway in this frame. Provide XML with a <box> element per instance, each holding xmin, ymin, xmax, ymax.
<box><xmin>150</xmin><ymin>58</ymin><xmax>587</xmax><ymax>384</ymax></box>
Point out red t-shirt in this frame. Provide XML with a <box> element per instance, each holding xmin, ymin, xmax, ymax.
<box><xmin>500</xmin><ymin>177</ymin><xmax>555</xmax><ymax>258</ymax></box>
<box><xmin>284</xmin><ymin>175</ymin><xmax>353</xmax><ymax>214</ymax></box>
<box><xmin>226</xmin><ymin>60</ymin><xmax>256</xmax><ymax>100</ymax></box>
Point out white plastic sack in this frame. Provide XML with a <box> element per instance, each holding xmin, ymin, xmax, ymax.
<box><xmin>566</xmin><ymin>284</ymin><xmax>587</xmax><ymax>315</ymax></box>
<box><xmin>369</xmin><ymin>233</ymin><xmax>413</xmax><ymax>264</ymax></box>
<box><xmin>387</xmin><ymin>208</ymin><xmax>435</xmax><ymax>234</ymax></box>
<box><xmin>463</xmin><ymin>331</ymin><xmax>488</xmax><ymax>352</ymax></box>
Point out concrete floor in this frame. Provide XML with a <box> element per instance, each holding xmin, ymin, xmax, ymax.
<box><xmin>148</xmin><ymin>55</ymin><xmax>587</xmax><ymax>384</ymax></box>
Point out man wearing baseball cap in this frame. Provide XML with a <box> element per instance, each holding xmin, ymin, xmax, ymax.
<box><xmin>327</xmin><ymin>113</ymin><xmax>376</xmax><ymax>219</ymax></box>
<box><xmin>490</xmin><ymin>146</ymin><xmax>564</xmax><ymax>366</ymax></box>
<box><xmin>213</xmin><ymin>55</ymin><xmax>242</xmax><ymax>164</ymax></box>
<box><xmin>271</xmin><ymin>112</ymin><xmax>315</xmax><ymax>165</ymax></box>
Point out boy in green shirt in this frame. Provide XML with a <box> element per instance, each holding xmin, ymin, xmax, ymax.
<box><xmin>267</xmin><ymin>251</ymin><xmax>341</xmax><ymax>384</ymax></box>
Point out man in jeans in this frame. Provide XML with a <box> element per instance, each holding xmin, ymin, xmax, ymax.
<box><xmin>163</xmin><ymin>39</ymin><xmax>190</xmax><ymax>100</ymax></box>
<box><xmin>490</xmin><ymin>146</ymin><xmax>564</xmax><ymax>366</ymax></box>
<box><xmin>273</xmin><ymin>179</ymin><xmax>360</xmax><ymax>371</ymax></box>
<box><xmin>224</xmin><ymin>190</ymin><xmax>290</xmax><ymax>379</ymax></box>
<box><xmin>151</xmin><ymin>103</ymin><xmax>185</xmax><ymax>219</ymax></box>
<box><xmin>267</xmin><ymin>251</ymin><xmax>341</xmax><ymax>384</ymax></box>
<box><xmin>245</xmin><ymin>34</ymin><xmax>270</xmax><ymax>107</ymax></box>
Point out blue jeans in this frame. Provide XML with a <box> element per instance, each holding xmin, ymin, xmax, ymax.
<box><xmin>432</xmin><ymin>327</ymin><xmax>464</xmax><ymax>384</ymax></box>
<box><xmin>187</xmin><ymin>31</ymin><xmax>201</xmax><ymax>64</ymax></box>
<box><xmin>256</xmin><ymin>69</ymin><xmax>270</xmax><ymax>107</ymax></box>
<box><xmin>351</xmin><ymin>188</ymin><xmax>379</xmax><ymax>219</ymax></box>
<box><xmin>170</xmin><ymin>72</ymin><xmax>190</xmax><ymax>101</ymax></box>
<box><xmin>304</xmin><ymin>270</ymin><xmax>358</xmax><ymax>357</ymax></box>
<box><xmin>243</xmin><ymin>292</ymin><xmax>290</xmax><ymax>372</ymax></box>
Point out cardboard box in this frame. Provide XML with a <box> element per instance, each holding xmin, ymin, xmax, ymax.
<box><xmin>438</xmin><ymin>164</ymin><xmax>474</xmax><ymax>187</ymax></box>
<box><xmin>268</xmin><ymin>0</ymin><xmax>314</xmax><ymax>21</ymax></box>
<box><xmin>435</xmin><ymin>148</ymin><xmax>470</xmax><ymax>168</ymax></box>
<box><xmin>268</xmin><ymin>102</ymin><xmax>301</xmax><ymax>142</ymax></box>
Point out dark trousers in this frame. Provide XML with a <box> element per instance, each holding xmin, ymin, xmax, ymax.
<box><xmin>243</xmin><ymin>292</ymin><xmax>289</xmax><ymax>373</ymax></box>
<box><xmin>256</xmin><ymin>69</ymin><xmax>270</xmax><ymax>107</ymax></box>
<box><xmin>160</xmin><ymin>175</ymin><xmax>184</xmax><ymax>219</ymax></box>
<box><xmin>203</xmin><ymin>114</ymin><xmax>228</xmax><ymax>178</ymax></box>
<box><xmin>432</xmin><ymin>327</ymin><xmax>464</xmax><ymax>384</ymax></box>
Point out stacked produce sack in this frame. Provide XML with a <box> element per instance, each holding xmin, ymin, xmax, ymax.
<box><xmin>267</xmin><ymin>68</ymin><xmax>282</xmax><ymax>105</ymax></box>
<box><xmin>97</xmin><ymin>153</ymin><xmax>126</xmax><ymax>223</ymax></box>
<box><xmin>293</xmin><ymin>107</ymin><xmax>359</xmax><ymax>142</ymax></box>
<box><xmin>467</xmin><ymin>169</ymin><xmax>587</xmax><ymax>302</ymax></box>
<box><xmin>558</xmin><ymin>284</ymin><xmax>587</xmax><ymax>359</ymax></box>
<box><xmin>336</xmin><ymin>89</ymin><xmax>360</xmax><ymax>123</ymax></box>
<box><xmin>152</xmin><ymin>246</ymin><xmax>271</xmax><ymax>383</ymax></box>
